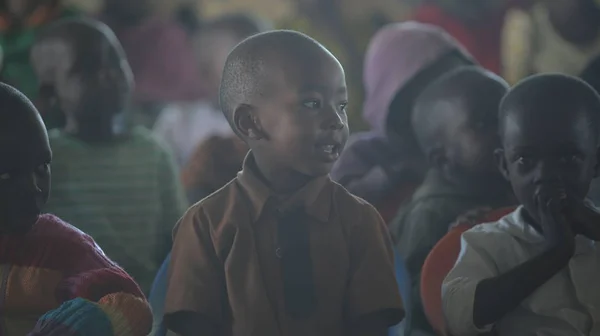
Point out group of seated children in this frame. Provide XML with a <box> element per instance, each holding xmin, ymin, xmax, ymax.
<box><xmin>1</xmin><ymin>9</ymin><xmax>600</xmax><ymax>336</ymax></box>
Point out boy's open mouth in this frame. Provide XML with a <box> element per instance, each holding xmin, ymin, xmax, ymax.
<box><xmin>315</xmin><ymin>143</ymin><xmax>341</xmax><ymax>161</ymax></box>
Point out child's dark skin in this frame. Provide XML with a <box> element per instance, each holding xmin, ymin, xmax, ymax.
<box><xmin>30</xmin><ymin>20</ymin><xmax>134</xmax><ymax>143</ymax></box>
<box><xmin>0</xmin><ymin>86</ymin><xmax>51</xmax><ymax>234</ymax></box>
<box><xmin>236</xmin><ymin>47</ymin><xmax>349</xmax><ymax>194</ymax></box>
<box><xmin>414</xmin><ymin>68</ymin><xmax>511</xmax><ymax>196</ymax></box>
<box><xmin>473</xmin><ymin>75</ymin><xmax>600</xmax><ymax>328</ymax></box>
<box><xmin>168</xmin><ymin>33</ymin><xmax>394</xmax><ymax>336</ymax></box>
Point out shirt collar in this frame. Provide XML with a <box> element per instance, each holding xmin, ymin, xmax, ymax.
<box><xmin>508</xmin><ymin>206</ymin><xmax>596</xmax><ymax>255</ymax></box>
<box><xmin>236</xmin><ymin>152</ymin><xmax>333</xmax><ymax>223</ymax></box>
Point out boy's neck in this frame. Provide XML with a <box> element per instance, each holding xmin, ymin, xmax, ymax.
<box><xmin>253</xmin><ymin>155</ymin><xmax>314</xmax><ymax>195</ymax></box>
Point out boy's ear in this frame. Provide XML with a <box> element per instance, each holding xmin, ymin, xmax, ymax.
<box><xmin>428</xmin><ymin>146</ymin><xmax>447</xmax><ymax>170</ymax></box>
<box><xmin>494</xmin><ymin>148</ymin><xmax>510</xmax><ymax>181</ymax></box>
<box><xmin>233</xmin><ymin>104</ymin><xmax>265</xmax><ymax>141</ymax></box>
<box><xmin>594</xmin><ymin>146</ymin><xmax>600</xmax><ymax>178</ymax></box>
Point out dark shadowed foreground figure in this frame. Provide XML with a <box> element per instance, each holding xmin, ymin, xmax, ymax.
<box><xmin>164</xmin><ymin>30</ymin><xmax>404</xmax><ymax>336</ymax></box>
<box><xmin>0</xmin><ymin>82</ymin><xmax>151</xmax><ymax>335</ymax></box>
<box><xmin>443</xmin><ymin>74</ymin><xmax>600</xmax><ymax>336</ymax></box>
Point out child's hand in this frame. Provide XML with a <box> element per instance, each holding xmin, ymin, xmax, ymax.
<box><xmin>566</xmin><ymin>199</ymin><xmax>600</xmax><ymax>241</ymax></box>
<box><xmin>536</xmin><ymin>187</ymin><xmax>575</xmax><ymax>255</ymax></box>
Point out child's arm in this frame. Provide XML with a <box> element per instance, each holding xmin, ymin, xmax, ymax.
<box><xmin>163</xmin><ymin>206</ymin><xmax>224</xmax><ymax>336</ymax></box>
<box><xmin>345</xmin><ymin>202</ymin><xmax>405</xmax><ymax>334</ymax></box>
<box><xmin>443</xmin><ymin>199</ymin><xmax>574</xmax><ymax>336</ymax></box>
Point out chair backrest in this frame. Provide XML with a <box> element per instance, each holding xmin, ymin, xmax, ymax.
<box><xmin>149</xmin><ymin>253</ymin><xmax>171</xmax><ymax>336</ymax></box>
<box><xmin>420</xmin><ymin>207</ymin><xmax>516</xmax><ymax>335</ymax></box>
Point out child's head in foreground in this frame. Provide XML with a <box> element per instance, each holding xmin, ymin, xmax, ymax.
<box><xmin>220</xmin><ymin>30</ymin><xmax>349</xmax><ymax>179</ymax></box>
<box><xmin>0</xmin><ymin>83</ymin><xmax>51</xmax><ymax>234</ymax></box>
<box><xmin>412</xmin><ymin>66</ymin><xmax>510</xmax><ymax>191</ymax></box>
<box><xmin>496</xmin><ymin>74</ymin><xmax>600</xmax><ymax>224</ymax></box>
<box><xmin>30</xmin><ymin>18</ymin><xmax>133</xmax><ymax>139</ymax></box>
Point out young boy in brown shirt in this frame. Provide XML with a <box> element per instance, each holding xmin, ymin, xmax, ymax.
<box><xmin>164</xmin><ymin>30</ymin><xmax>404</xmax><ymax>336</ymax></box>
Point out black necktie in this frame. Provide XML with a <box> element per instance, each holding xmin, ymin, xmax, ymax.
<box><xmin>277</xmin><ymin>208</ymin><xmax>317</xmax><ymax>318</ymax></box>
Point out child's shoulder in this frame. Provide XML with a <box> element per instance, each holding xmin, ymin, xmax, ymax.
<box><xmin>21</xmin><ymin>214</ymin><xmax>115</xmax><ymax>270</ymax></box>
<box><xmin>330</xmin><ymin>180</ymin><xmax>383</xmax><ymax>224</ymax></box>
<box><xmin>178</xmin><ymin>178</ymin><xmax>244</xmax><ymax>232</ymax></box>
<box><xmin>460</xmin><ymin>207</ymin><xmax>527</xmax><ymax>246</ymax></box>
<box><xmin>33</xmin><ymin>214</ymin><xmax>104</xmax><ymax>251</ymax></box>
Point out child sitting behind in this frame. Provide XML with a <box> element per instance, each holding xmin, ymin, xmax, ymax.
<box><xmin>390</xmin><ymin>66</ymin><xmax>513</xmax><ymax>334</ymax></box>
<box><xmin>164</xmin><ymin>30</ymin><xmax>404</xmax><ymax>336</ymax></box>
<box><xmin>0</xmin><ymin>83</ymin><xmax>151</xmax><ymax>335</ymax></box>
<box><xmin>31</xmin><ymin>18</ymin><xmax>188</xmax><ymax>293</ymax></box>
<box><xmin>443</xmin><ymin>74</ymin><xmax>600</xmax><ymax>336</ymax></box>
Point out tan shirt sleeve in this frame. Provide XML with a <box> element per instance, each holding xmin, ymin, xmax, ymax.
<box><xmin>345</xmin><ymin>202</ymin><xmax>405</xmax><ymax>325</ymax></box>
<box><xmin>165</xmin><ymin>205</ymin><xmax>224</xmax><ymax>322</ymax></box>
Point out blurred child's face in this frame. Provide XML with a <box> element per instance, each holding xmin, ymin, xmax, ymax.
<box><xmin>497</xmin><ymin>106</ymin><xmax>599</xmax><ymax>224</ymax></box>
<box><xmin>0</xmin><ymin>112</ymin><xmax>51</xmax><ymax>234</ymax></box>
<box><xmin>240</xmin><ymin>50</ymin><xmax>349</xmax><ymax>177</ymax></box>
<box><xmin>442</xmin><ymin>86</ymin><xmax>506</xmax><ymax>187</ymax></box>
<box><xmin>31</xmin><ymin>37</ymin><xmax>132</xmax><ymax>123</ymax></box>
<box><xmin>195</xmin><ymin>29</ymin><xmax>241</xmax><ymax>105</ymax></box>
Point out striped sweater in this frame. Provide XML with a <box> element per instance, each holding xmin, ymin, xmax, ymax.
<box><xmin>0</xmin><ymin>214</ymin><xmax>152</xmax><ymax>335</ymax></box>
<box><xmin>45</xmin><ymin>127</ymin><xmax>188</xmax><ymax>293</ymax></box>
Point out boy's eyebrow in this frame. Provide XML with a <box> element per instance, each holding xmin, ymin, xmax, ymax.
<box><xmin>298</xmin><ymin>84</ymin><xmax>348</xmax><ymax>95</ymax></box>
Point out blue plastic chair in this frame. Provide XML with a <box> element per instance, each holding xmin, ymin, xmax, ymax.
<box><xmin>149</xmin><ymin>253</ymin><xmax>171</xmax><ymax>336</ymax></box>
<box><xmin>389</xmin><ymin>248</ymin><xmax>412</xmax><ymax>336</ymax></box>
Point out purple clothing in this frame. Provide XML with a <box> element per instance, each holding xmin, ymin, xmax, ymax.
<box><xmin>332</xmin><ymin>22</ymin><xmax>471</xmax><ymax>203</ymax></box>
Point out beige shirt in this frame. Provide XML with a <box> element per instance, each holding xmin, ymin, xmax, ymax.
<box><xmin>165</xmin><ymin>153</ymin><xmax>404</xmax><ymax>336</ymax></box>
<box><xmin>442</xmin><ymin>206</ymin><xmax>600</xmax><ymax>336</ymax></box>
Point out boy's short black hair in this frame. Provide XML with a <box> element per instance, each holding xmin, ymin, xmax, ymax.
<box><xmin>203</xmin><ymin>13</ymin><xmax>270</xmax><ymax>41</ymax></box>
<box><xmin>35</xmin><ymin>18</ymin><xmax>127</xmax><ymax>71</ymax></box>
<box><xmin>499</xmin><ymin>73</ymin><xmax>600</xmax><ymax>145</ymax></box>
<box><xmin>412</xmin><ymin>66</ymin><xmax>508</xmax><ymax>155</ymax></box>
<box><xmin>0</xmin><ymin>82</ymin><xmax>40</xmax><ymax>123</ymax></box>
<box><xmin>219</xmin><ymin>30</ymin><xmax>325</xmax><ymax>131</ymax></box>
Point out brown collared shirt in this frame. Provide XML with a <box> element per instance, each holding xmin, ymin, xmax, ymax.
<box><xmin>165</xmin><ymin>154</ymin><xmax>404</xmax><ymax>336</ymax></box>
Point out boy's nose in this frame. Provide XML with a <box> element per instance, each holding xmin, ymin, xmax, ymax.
<box><xmin>535</xmin><ymin>160</ymin><xmax>563</xmax><ymax>184</ymax></box>
<box><xmin>323</xmin><ymin>107</ymin><xmax>345</xmax><ymax>131</ymax></box>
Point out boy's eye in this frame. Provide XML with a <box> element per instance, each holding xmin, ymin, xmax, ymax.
<box><xmin>339</xmin><ymin>102</ymin><xmax>348</xmax><ymax>111</ymax></box>
<box><xmin>35</xmin><ymin>163</ymin><xmax>49</xmax><ymax>175</ymax></box>
<box><xmin>0</xmin><ymin>172</ymin><xmax>11</xmax><ymax>181</ymax></box>
<box><xmin>302</xmin><ymin>100</ymin><xmax>321</xmax><ymax>109</ymax></box>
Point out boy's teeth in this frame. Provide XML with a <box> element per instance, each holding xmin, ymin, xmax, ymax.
<box><xmin>323</xmin><ymin>145</ymin><xmax>334</xmax><ymax>153</ymax></box>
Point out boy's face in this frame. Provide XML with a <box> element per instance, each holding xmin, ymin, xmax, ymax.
<box><xmin>31</xmin><ymin>37</ymin><xmax>132</xmax><ymax>122</ymax></box>
<box><xmin>195</xmin><ymin>29</ymin><xmax>240</xmax><ymax>105</ymax></box>
<box><xmin>0</xmin><ymin>113</ymin><xmax>51</xmax><ymax>234</ymax></box>
<box><xmin>241</xmin><ymin>51</ymin><xmax>349</xmax><ymax>177</ymax></box>
<box><xmin>441</xmin><ymin>88</ymin><xmax>506</xmax><ymax>188</ymax></box>
<box><xmin>497</xmin><ymin>106</ymin><xmax>599</xmax><ymax>223</ymax></box>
